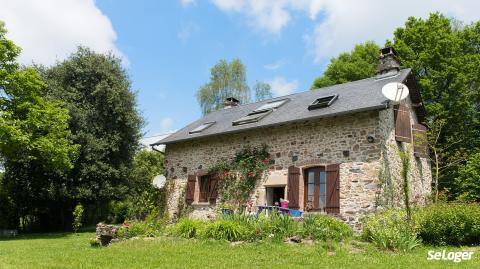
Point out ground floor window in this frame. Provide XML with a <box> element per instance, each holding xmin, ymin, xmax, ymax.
<box><xmin>197</xmin><ymin>174</ymin><xmax>218</xmax><ymax>204</ymax></box>
<box><xmin>304</xmin><ymin>167</ymin><xmax>327</xmax><ymax>211</ymax></box>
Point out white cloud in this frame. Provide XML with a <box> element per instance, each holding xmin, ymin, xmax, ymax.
<box><xmin>210</xmin><ymin>0</ymin><xmax>323</xmax><ymax>34</ymax></box>
<box><xmin>180</xmin><ymin>0</ymin><xmax>196</xmax><ymax>7</ymax></box>
<box><xmin>210</xmin><ymin>1</ymin><xmax>480</xmax><ymax>62</ymax></box>
<box><xmin>160</xmin><ymin>117</ymin><xmax>174</xmax><ymax>132</ymax></box>
<box><xmin>264</xmin><ymin>60</ymin><xmax>283</xmax><ymax>70</ymax></box>
<box><xmin>268</xmin><ymin>76</ymin><xmax>298</xmax><ymax>96</ymax></box>
<box><xmin>0</xmin><ymin>0</ymin><xmax>123</xmax><ymax>66</ymax></box>
<box><xmin>305</xmin><ymin>1</ymin><xmax>480</xmax><ymax>63</ymax></box>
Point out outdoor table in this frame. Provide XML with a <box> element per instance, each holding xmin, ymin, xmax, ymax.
<box><xmin>255</xmin><ymin>205</ymin><xmax>289</xmax><ymax>217</ymax></box>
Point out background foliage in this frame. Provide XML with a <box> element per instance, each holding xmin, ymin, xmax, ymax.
<box><xmin>311</xmin><ymin>13</ymin><xmax>480</xmax><ymax>201</ymax></box>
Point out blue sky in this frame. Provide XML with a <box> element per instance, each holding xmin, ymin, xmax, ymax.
<box><xmin>1</xmin><ymin>0</ymin><xmax>479</xmax><ymax>137</ymax></box>
<box><xmin>96</xmin><ymin>1</ymin><xmax>326</xmax><ymax>136</ymax></box>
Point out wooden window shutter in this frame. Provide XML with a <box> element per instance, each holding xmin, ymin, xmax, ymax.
<box><xmin>208</xmin><ymin>175</ymin><xmax>219</xmax><ymax>204</ymax></box>
<box><xmin>394</xmin><ymin>104</ymin><xmax>412</xmax><ymax>143</ymax></box>
<box><xmin>412</xmin><ymin>124</ymin><xmax>428</xmax><ymax>158</ymax></box>
<box><xmin>325</xmin><ymin>164</ymin><xmax>340</xmax><ymax>214</ymax></box>
<box><xmin>186</xmin><ymin>175</ymin><xmax>196</xmax><ymax>205</ymax></box>
<box><xmin>287</xmin><ymin>166</ymin><xmax>300</xmax><ymax>209</ymax></box>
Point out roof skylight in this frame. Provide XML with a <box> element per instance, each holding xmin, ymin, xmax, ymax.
<box><xmin>232</xmin><ymin>98</ymin><xmax>289</xmax><ymax>126</ymax></box>
<box><xmin>308</xmin><ymin>94</ymin><xmax>338</xmax><ymax>110</ymax></box>
<box><xmin>189</xmin><ymin>121</ymin><xmax>215</xmax><ymax>134</ymax></box>
<box><xmin>232</xmin><ymin>110</ymin><xmax>273</xmax><ymax>126</ymax></box>
<box><xmin>253</xmin><ymin>99</ymin><xmax>289</xmax><ymax>112</ymax></box>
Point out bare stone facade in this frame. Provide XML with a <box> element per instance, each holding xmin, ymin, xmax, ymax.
<box><xmin>163</xmin><ymin>105</ymin><xmax>432</xmax><ymax>230</ymax></box>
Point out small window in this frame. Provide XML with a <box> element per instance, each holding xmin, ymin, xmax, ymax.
<box><xmin>232</xmin><ymin>99</ymin><xmax>288</xmax><ymax>126</ymax></box>
<box><xmin>253</xmin><ymin>99</ymin><xmax>289</xmax><ymax>113</ymax></box>
<box><xmin>232</xmin><ymin>110</ymin><xmax>272</xmax><ymax>126</ymax></box>
<box><xmin>308</xmin><ymin>94</ymin><xmax>338</xmax><ymax>110</ymax></box>
<box><xmin>189</xmin><ymin>121</ymin><xmax>215</xmax><ymax>134</ymax></box>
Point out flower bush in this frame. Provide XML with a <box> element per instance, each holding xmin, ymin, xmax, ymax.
<box><xmin>362</xmin><ymin>209</ymin><xmax>420</xmax><ymax>252</ymax></box>
<box><xmin>209</xmin><ymin>145</ymin><xmax>270</xmax><ymax>211</ymax></box>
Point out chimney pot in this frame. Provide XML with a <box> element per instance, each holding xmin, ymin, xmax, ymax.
<box><xmin>377</xmin><ymin>47</ymin><xmax>400</xmax><ymax>75</ymax></box>
<box><xmin>224</xmin><ymin>97</ymin><xmax>239</xmax><ymax>109</ymax></box>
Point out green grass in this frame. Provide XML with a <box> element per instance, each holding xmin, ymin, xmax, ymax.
<box><xmin>0</xmin><ymin>233</ymin><xmax>478</xmax><ymax>268</ymax></box>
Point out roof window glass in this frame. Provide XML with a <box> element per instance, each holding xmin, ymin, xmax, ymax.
<box><xmin>308</xmin><ymin>94</ymin><xmax>338</xmax><ymax>110</ymax></box>
<box><xmin>189</xmin><ymin>121</ymin><xmax>215</xmax><ymax>134</ymax></box>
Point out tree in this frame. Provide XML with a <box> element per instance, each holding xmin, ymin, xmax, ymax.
<box><xmin>391</xmin><ymin>13</ymin><xmax>480</xmax><ymax>198</ymax></box>
<box><xmin>126</xmin><ymin>150</ymin><xmax>165</xmax><ymax>220</ymax></box>
<box><xmin>197</xmin><ymin>59</ymin><xmax>251</xmax><ymax>115</ymax></box>
<box><xmin>310</xmin><ymin>41</ymin><xmax>380</xmax><ymax>89</ymax></box>
<box><xmin>254</xmin><ymin>81</ymin><xmax>272</xmax><ymax>101</ymax></box>
<box><xmin>39</xmin><ymin>47</ymin><xmax>142</xmax><ymax>226</ymax></box>
<box><xmin>311</xmin><ymin>13</ymin><xmax>480</xmax><ymax>200</ymax></box>
<box><xmin>455</xmin><ymin>152</ymin><xmax>480</xmax><ymax>202</ymax></box>
<box><xmin>0</xmin><ymin>22</ymin><xmax>78</xmax><ymax>230</ymax></box>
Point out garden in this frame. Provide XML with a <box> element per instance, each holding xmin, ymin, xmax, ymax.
<box><xmin>1</xmin><ymin>203</ymin><xmax>479</xmax><ymax>269</ymax></box>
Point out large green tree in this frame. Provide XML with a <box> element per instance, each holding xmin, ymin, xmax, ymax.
<box><xmin>197</xmin><ymin>59</ymin><xmax>251</xmax><ymax>115</ymax></box>
<box><xmin>0</xmin><ymin>22</ymin><xmax>78</xmax><ymax>229</ymax></box>
<box><xmin>310</xmin><ymin>13</ymin><xmax>480</xmax><ymax>199</ymax></box>
<box><xmin>310</xmin><ymin>41</ymin><xmax>380</xmax><ymax>89</ymax></box>
<box><xmin>40</xmin><ymin>48</ymin><xmax>142</xmax><ymax>221</ymax></box>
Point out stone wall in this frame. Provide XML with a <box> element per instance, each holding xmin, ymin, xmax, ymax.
<box><xmin>163</xmin><ymin>106</ymin><xmax>432</xmax><ymax>229</ymax></box>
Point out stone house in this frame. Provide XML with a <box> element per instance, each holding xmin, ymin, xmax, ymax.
<box><xmin>153</xmin><ymin>48</ymin><xmax>432</xmax><ymax>229</ymax></box>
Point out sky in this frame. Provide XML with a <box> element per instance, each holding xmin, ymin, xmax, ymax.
<box><xmin>0</xmin><ymin>0</ymin><xmax>479</xmax><ymax>137</ymax></box>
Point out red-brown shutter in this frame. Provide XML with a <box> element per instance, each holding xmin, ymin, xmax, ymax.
<box><xmin>186</xmin><ymin>175</ymin><xmax>196</xmax><ymax>205</ymax></box>
<box><xmin>394</xmin><ymin>104</ymin><xmax>412</xmax><ymax>143</ymax></box>
<box><xmin>412</xmin><ymin>123</ymin><xmax>428</xmax><ymax>158</ymax></box>
<box><xmin>325</xmin><ymin>164</ymin><xmax>340</xmax><ymax>214</ymax></box>
<box><xmin>287</xmin><ymin>166</ymin><xmax>300</xmax><ymax>209</ymax></box>
<box><xmin>208</xmin><ymin>174</ymin><xmax>219</xmax><ymax>204</ymax></box>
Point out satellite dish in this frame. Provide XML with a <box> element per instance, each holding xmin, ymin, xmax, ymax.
<box><xmin>152</xmin><ymin>175</ymin><xmax>166</xmax><ymax>188</ymax></box>
<box><xmin>382</xmin><ymin>82</ymin><xmax>409</xmax><ymax>103</ymax></box>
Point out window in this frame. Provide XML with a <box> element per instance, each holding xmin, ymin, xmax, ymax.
<box><xmin>189</xmin><ymin>121</ymin><xmax>215</xmax><ymax>134</ymax></box>
<box><xmin>253</xmin><ymin>99</ymin><xmax>289</xmax><ymax>113</ymax></box>
<box><xmin>304</xmin><ymin>167</ymin><xmax>327</xmax><ymax>211</ymax></box>
<box><xmin>232</xmin><ymin>99</ymin><xmax>288</xmax><ymax>126</ymax></box>
<box><xmin>308</xmin><ymin>94</ymin><xmax>338</xmax><ymax>110</ymax></box>
<box><xmin>198</xmin><ymin>175</ymin><xmax>218</xmax><ymax>204</ymax></box>
<box><xmin>232</xmin><ymin>110</ymin><xmax>273</xmax><ymax>126</ymax></box>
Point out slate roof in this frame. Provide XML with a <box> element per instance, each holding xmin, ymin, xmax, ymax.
<box><xmin>153</xmin><ymin>69</ymin><xmax>419</xmax><ymax>145</ymax></box>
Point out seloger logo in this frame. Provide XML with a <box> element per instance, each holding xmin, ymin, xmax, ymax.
<box><xmin>427</xmin><ymin>250</ymin><xmax>474</xmax><ymax>263</ymax></box>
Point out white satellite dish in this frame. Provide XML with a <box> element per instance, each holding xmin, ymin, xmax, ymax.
<box><xmin>152</xmin><ymin>175</ymin><xmax>166</xmax><ymax>188</ymax></box>
<box><xmin>382</xmin><ymin>82</ymin><xmax>409</xmax><ymax>103</ymax></box>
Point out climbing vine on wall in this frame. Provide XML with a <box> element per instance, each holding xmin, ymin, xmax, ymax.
<box><xmin>208</xmin><ymin>144</ymin><xmax>271</xmax><ymax>211</ymax></box>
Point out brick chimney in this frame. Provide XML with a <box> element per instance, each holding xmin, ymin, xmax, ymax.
<box><xmin>377</xmin><ymin>47</ymin><xmax>400</xmax><ymax>75</ymax></box>
<box><xmin>224</xmin><ymin>97</ymin><xmax>239</xmax><ymax>109</ymax></box>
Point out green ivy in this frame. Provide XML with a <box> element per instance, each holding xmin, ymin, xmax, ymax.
<box><xmin>208</xmin><ymin>144</ymin><xmax>270</xmax><ymax>211</ymax></box>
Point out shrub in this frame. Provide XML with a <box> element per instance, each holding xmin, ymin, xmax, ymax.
<box><xmin>168</xmin><ymin>218</ymin><xmax>205</xmax><ymax>238</ymax></box>
<box><xmin>362</xmin><ymin>210</ymin><xmax>420</xmax><ymax>251</ymax></box>
<box><xmin>254</xmin><ymin>213</ymin><xmax>299</xmax><ymax>241</ymax></box>
<box><xmin>200</xmin><ymin>219</ymin><xmax>247</xmax><ymax>241</ymax></box>
<box><xmin>301</xmin><ymin>215</ymin><xmax>353</xmax><ymax>242</ymax></box>
<box><xmin>416</xmin><ymin>203</ymin><xmax>480</xmax><ymax>246</ymax></box>
<box><xmin>116</xmin><ymin>217</ymin><xmax>166</xmax><ymax>239</ymax></box>
<box><xmin>72</xmin><ymin>204</ymin><xmax>84</xmax><ymax>233</ymax></box>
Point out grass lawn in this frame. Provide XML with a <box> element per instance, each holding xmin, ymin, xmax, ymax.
<box><xmin>0</xmin><ymin>232</ymin><xmax>478</xmax><ymax>269</ymax></box>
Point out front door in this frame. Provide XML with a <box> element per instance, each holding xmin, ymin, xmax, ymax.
<box><xmin>304</xmin><ymin>167</ymin><xmax>326</xmax><ymax>212</ymax></box>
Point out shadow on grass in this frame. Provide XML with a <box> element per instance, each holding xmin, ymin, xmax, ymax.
<box><xmin>0</xmin><ymin>231</ymin><xmax>93</xmax><ymax>242</ymax></box>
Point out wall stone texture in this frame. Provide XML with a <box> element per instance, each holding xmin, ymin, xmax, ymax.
<box><xmin>163</xmin><ymin>105</ymin><xmax>432</xmax><ymax>230</ymax></box>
